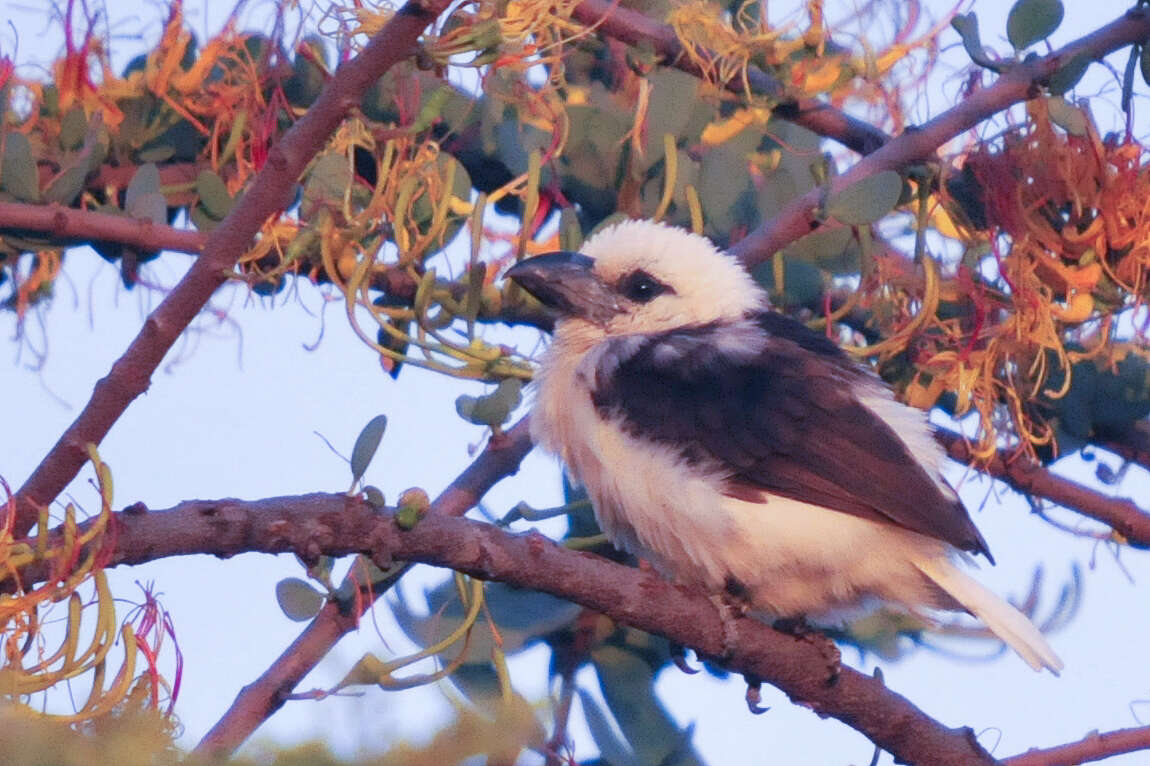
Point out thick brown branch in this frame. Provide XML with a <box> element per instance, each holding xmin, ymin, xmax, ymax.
<box><xmin>41</xmin><ymin>487</ymin><xmax>992</xmax><ymax>764</ymax></box>
<box><xmin>938</xmin><ymin>431</ymin><xmax>1150</xmax><ymax>549</ymax></box>
<box><xmin>11</xmin><ymin>0</ymin><xmax>454</xmax><ymax>535</ymax></box>
<box><xmin>192</xmin><ymin>419</ymin><xmax>533</xmax><ymax>758</ymax></box>
<box><xmin>570</xmin><ymin>0</ymin><xmax>890</xmax><ymax>155</ymax></box>
<box><xmin>1002</xmin><ymin>724</ymin><xmax>1150</xmax><ymax>766</ymax></box>
<box><xmin>730</xmin><ymin>8</ymin><xmax>1150</xmax><ymax>266</ymax></box>
<box><xmin>0</xmin><ymin>201</ymin><xmax>206</xmax><ymax>255</ymax></box>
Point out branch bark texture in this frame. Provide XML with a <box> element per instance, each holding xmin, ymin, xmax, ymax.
<box><xmin>49</xmin><ymin>489</ymin><xmax>995</xmax><ymax>765</ymax></box>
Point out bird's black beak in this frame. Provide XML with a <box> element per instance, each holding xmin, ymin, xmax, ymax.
<box><xmin>505</xmin><ymin>251</ymin><xmax>620</xmax><ymax>323</ymax></box>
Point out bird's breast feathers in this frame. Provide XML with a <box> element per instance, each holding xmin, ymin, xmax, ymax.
<box><xmin>531</xmin><ymin>322</ymin><xmax>956</xmax><ymax>617</ymax></box>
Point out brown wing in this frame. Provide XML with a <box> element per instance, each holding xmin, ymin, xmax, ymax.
<box><xmin>589</xmin><ymin>312</ymin><xmax>993</xmax><ymax>560</ymax></box>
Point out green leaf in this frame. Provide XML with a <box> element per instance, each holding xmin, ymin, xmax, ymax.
<box><xmin>455</xmin><ymin>379</ymin><xmax>523</xmax><ymax>427</ymax></box>
<box><xmin>698</xmin><ymin>136</ymin><xmax>759</xmax><ymax>236</ymax></box>
<box><xmin>950</xmin><ymin>13</ymin><xmax>1004</xmax><ymax>72</ymax></box>
<box><xmin>1048</xmin><ymin>52</ymin><xmax>1091</xmax><ymax>95</ymax></box>
<box><xmin>189</xmin><ymin>204</ymin><xmax>220</xmax><ymax>233</ymax></box>
<box><xmin>827</xmin><ymin>170</ymin><xmax>903</xmax><ymax>225</ymax></box>
<box><xmin>59</xmin><ymin>106</ymin><xmax>88</xmax><ymax>150</ymax></box>
<box><xmin>195</xmin><ymin>170</ymin><xmax>233</xmax><ymax>220</ymax></box>
<box><xmin>1141</xmin><ymin>43</ymin><xmax>1150</xmax><ymax>89</ymax></box>
<box><xmin>592</xmin><ymin>645</ymin><xmax>703</xmax><ymax>766</ymax></box>
<box><xmin>350</xmin><ymin>414</ymin><xmax>388</xmax><ymax>485</ymax></box>
<box><xmin>300</xmin><ymin>152</ymin><xmax>350</xmax><ymax>220</ymax></box>
<box><xmin>125</xmin><ymin>163</ymin><xmax>161</xmax><ymax>211</ymax></box>
<box><xmin>1007</xmin><ymin>0</ymin><xmax>1064</xmax><ymax>51</ymax></box>
<box><xmin>408</xmin><ymin>86</ymin><xmax>451</xmax><ymax>134</ymax></box>
<box><xmin>136</xmin><ymin>144</ymin><xmax>176</xmax><ymax>163</ymax></box>
<box><xmin>1047</xmin><ymin>96</ymin><xmax>1088</xmax><ymax>136</ymax></box>
<box><xmin>128</xmin><ymin>191</ymin><xmax>168</xmax><ymax>224</ymax></box>
<box><xmin>577</xmin><ymin>689</ymin><xmax>643</xmax><ymax>766</ymax></box>
<box><xmin>783</xmin><ymin>226</ymin><xmax>859</xmax><ymax>275</ymax></box>
<box><xmin>363</xmin><ymin>485</ymin><xmax>386</xmax><ymax>509</ymax></box>
<box><xmin>1</xmin><ymin>132</ymin><xmax>41</xmax><ymax>202</ymax></box>
<box><xmin>640</xmin><ymin>68</ymin><xmax>705</xmax><ymax>166</ymax></box>
<box><xmin>275</xmin><ymin>577</ymin><xmax>325</xmax><ymax>621</ymax></box>
<box><xmin>42</xmin><ymin>161</ymin><xmax>89</xmax><ymax>205</ymax></box>
<box><xmin>336</xmin><ymin>653</ymin><xmax>387</xmax><ymax>689</ymax></box>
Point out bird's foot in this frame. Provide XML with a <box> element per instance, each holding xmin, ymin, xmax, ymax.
<box><xmin>771</xmin><ymin>617</ymin><xmax>842</xmax><ymax>686</ymax></box>
<box><xmin>744</xmin><ymin>675</ymin><xmax>769</xmax><ymax>714</ymax></box>
<box><xmin>712</xmin><ymin>591</ymin><xmax>749</xmax><ymax>663</ymax></box>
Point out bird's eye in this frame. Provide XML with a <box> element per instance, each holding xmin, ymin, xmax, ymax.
<box><xmin>619</xmin><ymin>271</ymin><xmax>668</xmax><ymax>303</ymax></box>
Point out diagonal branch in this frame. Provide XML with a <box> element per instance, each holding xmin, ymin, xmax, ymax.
<box><xmin>938</xmin><ymin>430</ymin><xmax>1150</xmax><ymax>549</ymax></box>
<box><xmin>569</xmin><ymin>0</ymin><xmax>891</xmax><ymax>155</ymax></box>
<box><xmin>729</xmin><ymin>8</ymin><xmax>1150</xmax><ymax>266</ymax></box>
<box><xmin>10</xmin><ymin>0</ymin><xmax>455</xmax><ymax>535</ymax></box>
<box><xmin>192</xmin><ymin>419</ymin><xmax>533</xmax><ymax>758</ymax></box>
<box><xmin>34</xmin><ymin>489</ymin><xmax>994</xmax><ymax>765</ymax></box>
<box><xmin>1002</xmin><ymin>724</ymin><xmax>1150</xmax><ymax>766</ymax></box>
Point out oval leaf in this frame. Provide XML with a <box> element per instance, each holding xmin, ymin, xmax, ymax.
<box><xmin>1048</xmin><ymin>52</ymin><xmax>1091</xmax><ymax>95</ymax></box>
<box><xmin>275</xmin><ymin>577</ymin><xmax>325</xmax><ymax>621</ymax></box>
<box><xmin>127</xmin><ymin>190</ymin><xmax>168</xmax><ymax>223</ymax></box>
<box><xmin>196</xmin><ymin>170</ymin><xmax>233</xmax><ymax>220</ymax></box>
<box><xmin>350</xmin><ymin>414</ymin><xmax>388</xmax><ymax>484</ymax></box>
<box><xmin>827</xmin><ymin>170</ymin><xmax>903</xmax><ymax>225</ymax></box>
<box><xmin>950</xmin><ymin>13</ymin><xmax>1002</xmax><ymax>72</ymax></box>
<box><xmin>59</xmin><ymin>106</ymin><xmax>88</xmax><ymax>150</ymax></box>
<box><xmin>1</xmin><ymin>132</ymin><xmax>41</xmax><ymax>202</ymax></box>
<box><xmin>1007</xmin><ymin>0</ymin><xmax>1064</xmax><ymax>51</ymax></box>
<box><xmin>43</xmin><ymin>162</ymin><xmax>89</xmax><ymax>205</ymax></box>
<box><xmin>125</xmin><ymin>162</ymin><xmax>161</xmax><ymax>211</ymax></box>
<box><xmin>455</xmin><ymin>379</ymin><xmax>522</xmax><ymax>427</ymax></box>
<box><xmin>1141</xmin><ymin>43</ymin><xmax>1150</xmax><ymax>88</ymax></box>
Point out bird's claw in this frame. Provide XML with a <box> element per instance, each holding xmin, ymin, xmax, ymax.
<box><xmin>669</xmin><ymin>641</ymin><xmax>699</xmax><ymax>674</ymax></box>
<box><xmin>744</xmin><ymin>676</ymin><xmax>769</xmax><ymax>714</ymax></box>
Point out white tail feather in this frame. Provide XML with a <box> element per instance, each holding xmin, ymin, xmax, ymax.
<box><xmin>913</xmin><ymin>557</ymin><xmax>1064</xmax><ymax>675</ymax></box>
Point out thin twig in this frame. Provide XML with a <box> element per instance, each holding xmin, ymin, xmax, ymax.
<box><xmin>1002</xmin><ymin>724</ymin><xmax>1150</xmax><ymax>766</ymax></box>
<box><xmin>191</xmin><ymin>419</ymin><xmax>533</xmax><ymax>758</ymax></box>
<box><xmin>729</xmin><ymin>8</ymin><xmax>1150</xmax><ymax>267</ymax></box>
<box><xmin>938</xmin><ymin>430</ymin><xmax>1150</xmax><ymax>549</ymax></box>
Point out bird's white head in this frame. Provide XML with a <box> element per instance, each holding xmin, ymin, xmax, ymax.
<box><xmin>506</xmin><ymin>220</ymin><xmax>767</xmax><ymax>347</ymax></box>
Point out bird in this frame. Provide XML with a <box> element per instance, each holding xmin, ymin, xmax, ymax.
<box><xmin>505</xmin><ymin>218</ymin><xmax>1063</xmax><ymax>674</ymax></box>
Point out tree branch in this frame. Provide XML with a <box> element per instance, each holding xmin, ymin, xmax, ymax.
<box><xmin>938</xmin><ymin>431</ymin><xmax>1150</xmax><ymax>549</ymax></box>
<box><xmin>192</xmin><ymin>419</ymin><xmax>534</xmax><ymax>758</ymax></box>
<box><xmin>10</xmin><ymin>0</ymin><xmax>455</xmax><ymax>535</ymax></box>
<box><xmin>729</xmin><ymin>8</ymin><xmax>1150</xmax><ymax>266</ymax></box>
<box><xmin>32</xmin><ymin>487</ymin><xmax>996</xmax><ymax>765</ymax></box>
<box><xmin>0</xmin><ymin>201</ymin><xmax>205</xmax><ymax>255</ymax></box>
<box><xmin>1002</xmin><ymin>724</ymin><xmax>1150</xmax><ymax>766</ymax></box>
<box><xmin>570</xmin><ymin>0</ymin><xmax>891</xmax><ymax>155</ymax></box>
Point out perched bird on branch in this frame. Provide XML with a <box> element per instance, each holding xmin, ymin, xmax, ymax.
<box><xmin>506</xmin><ymin>219</ymin><xmax>1063</xmax><ymax>674</ymax></box>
